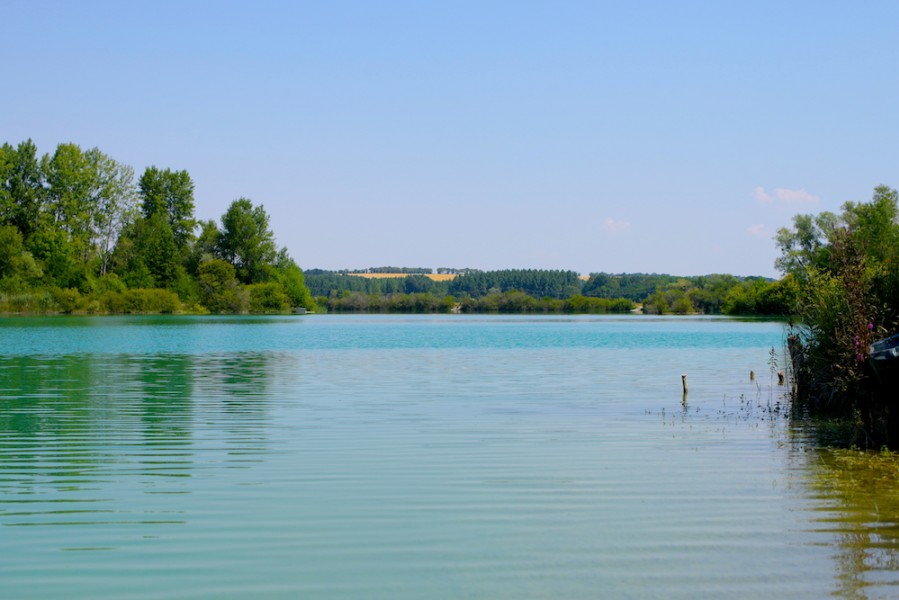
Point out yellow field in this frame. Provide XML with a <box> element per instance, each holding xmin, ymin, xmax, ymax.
<box><xmin>346</xmin><ymin>273</ymin><xmax>458</xmax><ymax>281</ymax></box>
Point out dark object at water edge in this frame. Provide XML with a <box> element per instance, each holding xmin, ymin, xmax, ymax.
<box><xmin>869</xmin><ymin>333</ymin><xmax>899</xmax><ymax>384</ymax></box>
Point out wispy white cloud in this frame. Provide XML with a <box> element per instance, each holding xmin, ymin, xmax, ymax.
<box><xmin>754</xmin><ymin>186</ymin><xmax>774</xmax><ymax>203</ymax></box>
<box><xmin>747</xmin><ymin>223</ymin><xmax>770</xmax><ymax>237</ymax></box>
<box><xmin>755</xmin><ymin>186</ymin><xmax>820</xmax><ymax>205</ymax></box>
<box><xmin>602</xmin><ymin>217</ymin><xmax>631</xmax><ymax>233</ymax></box>
<box><xmin>774</xmin><ymin>187</ymin><xmax>820</xmax><ymax>204</ymax></box>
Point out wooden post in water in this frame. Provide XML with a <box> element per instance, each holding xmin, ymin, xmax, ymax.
<box><xmin>681</xmin><ymin>374</ymin><xmax>688</xmax><ymax>406</ymax></box>
<box><xmin>777</xmin><ymin>371</ymin><xmax>785</xmax><ymax>386</ymax></box>
<box><xmin>750</xmin><ymin>370</ymin><xmax>755</xmax><ymax>381</ymax></box>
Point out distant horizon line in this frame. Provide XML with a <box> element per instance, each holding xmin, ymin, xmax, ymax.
<box><xmin>305</xmin><ymin>267</ymin><xmax>779</xmax><ymax>280</ymax></box>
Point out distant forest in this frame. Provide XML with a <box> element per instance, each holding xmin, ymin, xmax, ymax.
<box><xmin>305</xmin><ymin>269</ymin><xmax>796</xmax><ymax>315</ymax></box>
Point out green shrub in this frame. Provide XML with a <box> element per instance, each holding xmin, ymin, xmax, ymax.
<box><xmin>97</xmin><ymin>288</ymin><xmax>180</xmax><ymax>313</ymax></box>
<box><xmin>50</xmin><ymin>287</ymin><xmax>82</xmax><ymax>313</ymax></box>
<box><xmin>248</xmin><ymin>282</ymin><xmax>290</xmax><ymax>313</ymax></box>
<box><xmin>198</xmin><ymin>259</ymin><xmax>246</xmax><ymax>313</ymax></box>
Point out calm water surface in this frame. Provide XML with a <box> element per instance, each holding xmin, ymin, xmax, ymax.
<box><xmin>2</xmin><ymin>315</ymin><xmax>899</xmax><ymax>599</ymax></box>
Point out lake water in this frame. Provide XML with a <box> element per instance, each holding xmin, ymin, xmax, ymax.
<box><xmin>2</xmin><ymin>314</ymin><xmax>899</xmax><ymax>599</ymax></box>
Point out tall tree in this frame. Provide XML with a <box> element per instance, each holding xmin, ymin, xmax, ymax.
<box><xmin>41</xmin><ymin>143</ymin><xmax>138</xmax><ymax>273</ymax></box>
<box><xmin>114</xmin><ymin>212</ymin><xmax>180</xmax><ymax>288</ymax></box>
<box><xmin>42</xmin><ymin>143</ymin><xmax>98</xmax><ymax>262</ymax></box>
<box><xmin>0</xmin><ymin>144</ymin><xmax>15</xmax><ymax>228</ymax></box>
<box><xmin>0</xmin><ymin>140</ymin><xmax>45</xmax><ymax>239</ymax></box>
<box><xmin>0</xmin><ymin>224</ymin><xmax>24</xmax><ymax>278</ymax></box>
<box><xmin>91</xmin><ymin>151</ymin><xmax>138</xmax><ymax>275</ymax></box>
<box><xmin>186</xmin><ymin>219</ymin><xmax>221</xmax><ymax>275</ymax></box>
<box><xmin>217</xmin><ymin>198</ymin><xmax>277</xmax><ymax>284</ymax></box>
<box><xmin>139</xmin><ymin>166</ymin><xmax>196</xmax><ymax>249</ymax></box>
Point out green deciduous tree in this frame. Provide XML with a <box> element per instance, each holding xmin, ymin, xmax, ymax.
<box><xmin>0</xmin><ymin>224</ymin><xmax>24</xmax><ymax>278</ymax></box>
<box><xmin>93</xmin><ymin>152</ymin><xmax>138</xmax><ymax>275</ymax></box>
<box><xmin>139</xmin><ymin>166</ymin><xmax>196</xmax><ymax>249</ymax></box>
<box><xmin>0</xmin><ymin>224</ymin><xmax>42</xmax><ymax>292</ymax></box>
<box><xmin>26</xmin><ymin>226</ymin><xmax>83</xmax><ymax>289</ymax></box>
<box><xmin>0</xmin><ymin>140</ymin><xmax>45</xmax><ymax>239</ymax></box>
<box><xmin>198</xmin><ymin>259</ymin><xmax>244</xmax><ymax>313</ymax></box>
<box><xmin>42</xmin><ymin>143</ymin><xmax>98</xmax><ymax>259</ymax></box>
<box><xmin>187</xmin><ymin>219</ymin><xmax>221</xmax><ymax>275</ymax></box>
<box><xmin>113</xmin><ymin>212</ymin><xmax>181</xmax><ymax>289</ymax></box>
<box><xmin>274</xmin><ymin>248</ymin><xmax>315</xmax><ymax>309</ymax></box>
<box><xmin>29</xmin><ymin>142</ymin><xmax>137</xmax><ymax>276</ymax></box>
<box><xmin>217</xmin><ymin>198</ymin><xmax>277</xmax><ymax>284</ymax></box>
<box><xmin>721</xmin><ymin>276</ymin><xmax>797</xmax><ymax>315</ymax></box>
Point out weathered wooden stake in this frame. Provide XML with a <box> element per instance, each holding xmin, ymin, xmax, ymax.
<box><xmin>681</xmin><ymin>374</ymin><xmax>688</xmax><ymax>394</ymax></box>
<box><xmin>749</xmin><ymin>370</ymin><xmax>755</xmax><ymax>381</ymax></box>
<box><xmin>777</xmin><ymin>371</ymin><xmax>785</xmax><ymax>385</ymax></box>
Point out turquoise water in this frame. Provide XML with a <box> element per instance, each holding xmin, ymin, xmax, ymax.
<box><xmin>0</xmin><ymin>315</ymin><xmax>896</xmax><ymax>598</ymax></box>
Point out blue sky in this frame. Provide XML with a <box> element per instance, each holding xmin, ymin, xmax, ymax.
<box><xmin>4</xmin><ymin>1</ymin><xmax>897</xmax><ymax>277</ymax></box>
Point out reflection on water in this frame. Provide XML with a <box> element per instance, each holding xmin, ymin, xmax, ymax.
<box><xmin>2</xmin><ymin>316</ymin><xmax>899</xmax><ymax>599</ymax></box>
<box><xmin>804</xmin><ymin>448</ymin><xmax>899</xmax><ymax>598</ymax></box>
<box><xmin>0</xmin><ymin>352</ymin><xmax>275</xmax><ymax>536</ymax></box>
<box><xmin>684</xmin><ymin>386</ymin><xmax>899</xmax><ymax>598</ymax></box>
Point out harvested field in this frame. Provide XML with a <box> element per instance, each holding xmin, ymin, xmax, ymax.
<box><xmin>346</xmin><ymin>273</ymin><xmax>458</xmax><ymax>281</ymax></box>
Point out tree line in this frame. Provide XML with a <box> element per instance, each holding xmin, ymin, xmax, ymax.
<box><xmin>0</xmin><ymin>136</ymin><xmax>797</xmax><ymax>319</ymax></box>
<box><xmin>305</xmin><ymin>268</ymin><xmax>794</xmax><ymax>315</ymax></box>
<box><xmin>307</xmin><ymin>269</ymin><xmax>591</xmax><ymax>302</ymax></box>
<box><xmin>322</xmin><ymin>290</ymin><xmax>636</xmax><ymax>314</ymax></box>
<box><xmin>0</xmin><ymin>139</ymin><xmax>314</xmax><ymax>313</ymax></box>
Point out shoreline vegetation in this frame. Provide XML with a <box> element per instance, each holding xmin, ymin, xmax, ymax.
<box><xmin>0</xmin><ymin>138</ymin><xmax>795</xmax><ymax>318</ymax></box>
<box><xmin>0</xmin><ymin>268</ymin><xmax>793</xmax><ymax>317</ymax></box>
<box><xmin>778</xmin><ymin>185</ymin><xmax>899</xmax><ymax>448</ymax></box>
<box><xmin>1</xmin><ymin>139</ymin><xmax>314</xmax><ymax>316</ymax></box>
